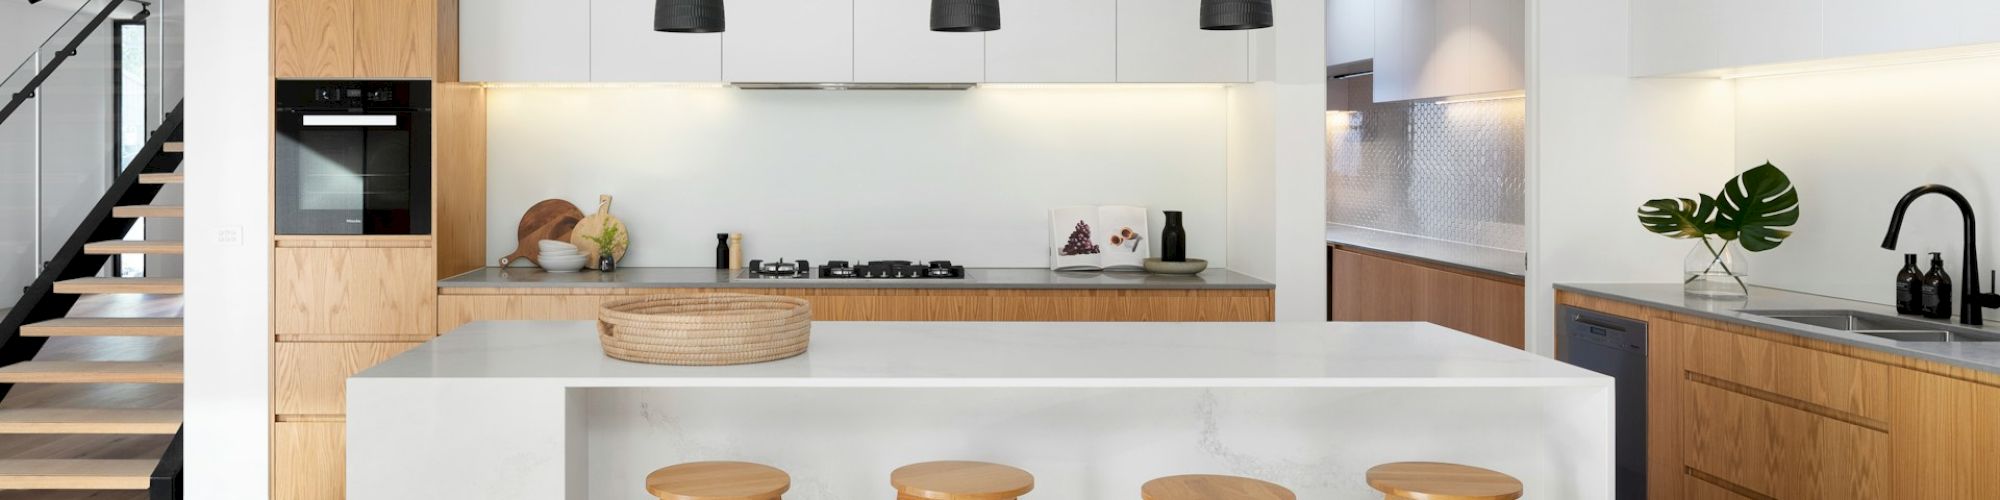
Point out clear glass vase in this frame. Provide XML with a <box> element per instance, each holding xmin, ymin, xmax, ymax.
<box><xmin>1684</xmin><ymin>237</ymin><xmax>1750</xmax><ymax>299</ymax></box>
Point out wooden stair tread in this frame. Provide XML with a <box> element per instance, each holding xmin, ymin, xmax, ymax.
<box><xmin>161</xmin><ymin>141</ymin><xmax>183</xmax><ymax>153</ymax></box>
<box><xmin>0</xmin><ymin>409</ymin><xmax>181</xmax><ymax>434</ymax></box>
<box><xmin>138</xmin><ymin>170</ymin><xmax>183</xmax><ymax>185</ymax></box>
<box><xmin>21</xmin><ymin>318</ymin><xmax>183</xmax><ymax>337</ymax></box>
<box><xmin>52</xmin><ymin>278</ymin><xmax>182</xmax><ymax>295</ymax></box>
<box><xmin>110</xmin><ymin>205</ymin><xmax>182</xmax><ymax>218</ymax></box>
<box><xmin>0</xmin><ymin>362</ymin><xmax>184</xmax><ymax>384</ymax></box>
<box><xmin>0</xmin><ymin>459</ymin><xmax>156</xmax><ymax>490</ymax></box>
<box><xmin>83</xmin><ymin>240</ymin><xmax>183</xmax><ymax>255</ymax></box>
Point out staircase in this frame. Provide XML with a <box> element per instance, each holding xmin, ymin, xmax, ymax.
<box><xmin>0</xmin><ymin>0</ymin><xmax>185</xmax><ymax>497</ymax></box>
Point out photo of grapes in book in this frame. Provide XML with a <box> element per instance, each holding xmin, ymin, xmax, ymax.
<box><xmin>1049</xmin><ymin>205</ymin><xmax>1149</xmax><ymax>271</ymax></box>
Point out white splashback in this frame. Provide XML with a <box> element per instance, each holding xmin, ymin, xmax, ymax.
<box><xmin>485</xmin><ymin>86</ymin><xmax>1230</xmax><ymax>268</ymax></box>
<box><xmin>1735</xmin><ymin>56</ymin><xmax>2000</xmax><ymax>311</ymax></box>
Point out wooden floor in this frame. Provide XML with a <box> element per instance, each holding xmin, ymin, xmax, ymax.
<box><xmin>0</xmin><ymin>294</ymin><xmax>182</xmax><ymax>500</ymax></box>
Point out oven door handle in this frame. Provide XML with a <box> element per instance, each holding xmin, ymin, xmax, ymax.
<box><xmin>300</xmin><ymin>114</ymin><xmax>400</xmax><ymax>127</ymax></box>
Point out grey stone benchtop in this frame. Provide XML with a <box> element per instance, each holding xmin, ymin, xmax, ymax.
<box><xmin>1326</xmin><ymin>224</ymin><xmax>1527</xmax><ymax>278</ymax></box>
<box><xmin>1557</xmin><ymin>283</ymin><xmax>2000</xmax><ymax>375</ymax></box>
<box><xmin>440</xmin><ymin>267</ymin><xmax>1276</xmax><ymax>291</ymax></box>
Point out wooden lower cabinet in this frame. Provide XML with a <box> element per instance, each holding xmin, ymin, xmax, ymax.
<box><xmin>276</xmin><ymin>421</ymin><xmax>345</xmax><ymax>500</ymax></box>
<box><xmin>1558</xmin><ymin>291</ymin><xmax>2000</xmax><ymax>500</ymax></box>
<box><xmin>276</xmin><ymin>342</ymin><xmax>422</xmax><ymax>415</ymax></box>
<box><xmin>437</xmin><ymin>288</ymin><xmax>1275</xmax><ymax>333</ymax></box>
<box><xmin>276</xmin><ymin>246</ymin><xmax>437</xmax><ymax>339</ymax></box>
<box><xmin>1330</xmin><ymin>246</ymin><xmax>1524</xmax><ymax>348</ymax></box>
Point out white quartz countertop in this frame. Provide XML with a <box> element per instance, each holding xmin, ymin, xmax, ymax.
<box><xmin>356</xmin><ymin>321</ymin><xmax>1607</xmax><ymax>388</ymax></box>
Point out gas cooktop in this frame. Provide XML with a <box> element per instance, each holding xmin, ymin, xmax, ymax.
<box><xmin>740</xmin><ymin>260</ymin><xmax>967</xmax><ymax>280</ymax></box>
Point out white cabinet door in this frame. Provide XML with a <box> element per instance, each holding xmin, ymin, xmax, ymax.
<box><xmin>854</xmin><ymin>0</ymin><xmax>985</xmax><ymax>82</ymax></box>
<box><xmin>1822</xmin><ymin>0</ymin><xmax>1957</xmax><ymax>58</ymax></box>
<box><xmin>1115</xmin><ymin>0</ymin><xmax>1249</xmax><ymax>82</ymax></box>
<box><xmin>1325</xmin><ymin>0</ymin><xmax>1374</xmax><ymax>66</ymax></box>
<box><xmin>723</xmin><ymin>0</ymin><xmax>854</xmax><ymax>82</ymax></box>
<box><xmin>460</xmin><ymin>0</ymin><xmax>592</xmax><ymax>82</ymax></box>
<box><xmin>590</xmin><ymin>0</ymin><xmax>722</xmax><ymax>82</ymax></box>
<box><xmin>1371</xmin><ymin>0</ymin><xmax>1442</xmax><ymax>102</ymax></box>
<box><xmin>1721</xmin><ymin>0</ymin><xmax>1821</xmax><ymax>67</ymax></box>
<box><xmin>1630</xmin><ymin>0</ymin><xmax>1723</xmax><ymax>76</ymax></box>
<box><xmin>1458</xmin><ymin>0</ymin><xmax>1523</xmax><ymax>96</ymax></box>
<box><xmin>985</xmin><ymin>0</ymin><xmax>1116</xmax><ymax>83</ymax></box>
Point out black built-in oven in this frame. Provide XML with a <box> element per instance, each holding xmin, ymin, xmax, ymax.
<box><xmin>275</xmin><ymin>80</ymin><xmax>431</xmax><ymax>235</ymax></box>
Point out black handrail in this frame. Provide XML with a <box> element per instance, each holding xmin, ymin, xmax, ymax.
<box><xmin>0</xmin><ymin>0</ymin><xmax>129</xmax><ymax>128</ymax></box>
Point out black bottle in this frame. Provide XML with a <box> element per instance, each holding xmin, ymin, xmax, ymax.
<box><xmin>1896</xmin><ymin>254</ymin><xmax>1924</xmax><ymax>315</ymax></box>
<box><xmin>715</xmin><ymin>233</ymin><xmax>730</xmax><ymax>270</ymax></box>
<box><xmin>1922</xmin><ymin>252</ymin><xmax>1953</xmax><ymax>319</ymax></box>
<box><xmin>1161</xmin><ymin>210</ymin><xmax>1187</xmax><ymax>262</ymax></box>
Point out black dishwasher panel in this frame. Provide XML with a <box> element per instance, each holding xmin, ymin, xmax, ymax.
<box><xmin>1558</xmin><ymin>305</ymin><xmax>1647</xmax><ymax>500</ymax></box>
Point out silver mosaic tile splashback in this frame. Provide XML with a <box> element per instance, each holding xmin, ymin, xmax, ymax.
<box><xmin>1327</xmin><ymin>96</ymin><xmax>1526</xmax><ymax>251</ymax></box>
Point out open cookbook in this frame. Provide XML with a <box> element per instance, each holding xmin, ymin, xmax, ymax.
<box><xmin>1049</xmin><ymin>205</ymin><xmax>1150</xmax><ymax>271</ymax></box>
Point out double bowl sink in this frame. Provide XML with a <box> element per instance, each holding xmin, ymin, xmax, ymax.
<box><xmin>1743</xmin><ymin>309</ymin><xmax>2000</xmax><ymax>343</ymax></box>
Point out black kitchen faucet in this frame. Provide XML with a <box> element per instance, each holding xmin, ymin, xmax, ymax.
<box><xmin>1882</xmin><ymin>184</ymin><xmax>2000</xmax><ymax>325</ymax></box>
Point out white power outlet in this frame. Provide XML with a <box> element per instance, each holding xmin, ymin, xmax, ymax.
<box><xmin>215</xmin><ymin>226</ymin><xmax>242</xmax><ymax>246</ymax></box>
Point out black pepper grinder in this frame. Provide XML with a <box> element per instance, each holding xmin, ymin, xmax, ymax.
<box><xmin>1922</xmin><ymin>252</ymin><xmax>1954</xmax><ymax>319</ymax></box>
<box><xmin>1896</xmin><ymin>253</ymin><xmax>1924</xmax><ymax>315</ymax></box>
<box><xmin>715</xmin><ymin>233</ymin><xmax>730</xmax><ymax>270</ymax></box>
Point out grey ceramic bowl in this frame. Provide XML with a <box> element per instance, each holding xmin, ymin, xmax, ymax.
<box><xmin>1143</xmin><ymin>258</ymin><xmax>1208</xmax><ymax>275</ymax></box>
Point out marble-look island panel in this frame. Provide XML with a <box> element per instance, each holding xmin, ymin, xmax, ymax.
<box><xmin>348</xmin><ymin>321</ymin><xmax>1611</xmax><ymax>499</ymax></box>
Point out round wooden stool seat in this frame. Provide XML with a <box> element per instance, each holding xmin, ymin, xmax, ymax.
<box><xmin>891</xmin><ymin>461</ymin><xmax>1035</xmax><ymax>500</ymax></box>
<box><xmin>645</xmin><ymin>461</ymin><xmax>790</xmax><ymax>500</ymax></box>
<box><xmin>1365</xmin><ymin>462</ymin><xmax>1523</xmax><ymax>500</ymax></box>
<box><xmin>1141</xmin><ymin>474</ymin><xmax>1296</xmax><ymax>500</ymax></box>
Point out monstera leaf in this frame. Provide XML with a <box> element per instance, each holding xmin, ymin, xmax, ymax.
<box><xmin>1637</xmin><ymin>194</ymin><xmax>1718</xmax><ymax>239</ymax></box>
<box><xmin>1635</xmin><ymin>162</ymin><xmax>1799</xmax><ymax>252</ymax></box>
<box><xmin>1712</xmin><ymin>163</ymin><xmax>1799</xmax><ymax>252</ymax></box>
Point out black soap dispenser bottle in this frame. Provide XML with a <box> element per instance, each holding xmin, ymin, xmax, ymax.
<box><xmin>1922</xmin><ymin>252</ymin><xmax>1954</xmax><ymax>319</ymax></box>
<box><xmin>1897</xmin><ymin>254</ymin><xmax>1924</xmax><ymax>315</ymax></box>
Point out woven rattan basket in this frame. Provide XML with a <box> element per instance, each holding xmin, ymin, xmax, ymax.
<box><xmin>597</xmin><ymin>294</ymin><xmax>812</xmax><ymax>366</ymax></box>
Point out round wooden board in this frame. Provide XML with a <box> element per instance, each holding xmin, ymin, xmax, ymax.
<box><xmin>499</xmin><ymin>199</ymin><xmax>584</xmax><ymax>268</ymax></box>
<box><xmin>570</xmin><ymin>195</ymin><xmax>629</xmax><ymax>269</ymax></box>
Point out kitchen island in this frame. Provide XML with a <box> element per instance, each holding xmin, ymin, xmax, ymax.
<box><xmin>348</xmin><ymin>321</ymin><xmax>1611</xmax><ymax>499</ymax></box>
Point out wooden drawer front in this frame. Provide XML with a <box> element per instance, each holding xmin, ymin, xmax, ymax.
<box><xmin>1677</xmin><ymin>320</ymin><xmax>1888</xmax><ymax>421</ymax></box>
<box><xmin>276</xmin><ymin>342</ymin><xmax>422</xmax><ymax>415</ymax></box>
<box><xmin>277</xmin><ymin>247</ymin><xmax>436</xmax><ymax>337</ymax></box>
<box><xmin>1890</xmin><ymin>368</ymin><xmax>2000</xmax><ymax>499</ymax></box>
<box><xmin>276</xmin><ymin>421</ymin><xmax>345</xmax><ymax>500</ymax></box>
<box><xmin>1684</xmin><ymin>381</ymin><xmax>1888</xmax><ymax>499</ymax></box>
<box><xmin>1684</xmin><ymin>473</ymin><xmax>1757</xmax><ymax>500</ymax></box>
<box><xmin>1331</xmin><ymin>247</ymin><xmax>1524</xmax><ymax>348</ymax></box>
<box><xmin>438</xmin><ymin>295</ymin><xmax>616</xmax><ymax>333</ymax></box>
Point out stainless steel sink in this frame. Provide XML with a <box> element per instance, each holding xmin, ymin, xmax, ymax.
<box><xmin>1741</xmin><ymin>309</ymin><xmax>2000</xmax><ymax>343</ymax></box>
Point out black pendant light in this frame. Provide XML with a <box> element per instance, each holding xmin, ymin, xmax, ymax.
<box><xmin>655</xmin><ymin>0</ymin><xmax>725</xmax><ymax>33</ymax></box>
<box><xmin>1200</xmin><ymin>0</ymin><xmax>1273</xmax><ymax>30</ymax></box>
<box><xmin>931</xmin><ymin>0</ymin><xmax>1000</xmax><ymax>32</ymax></box>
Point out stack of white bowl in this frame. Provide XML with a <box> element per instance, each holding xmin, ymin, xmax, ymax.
<box><xmin>537</xmin><ymin>240</ymin><xmax>587</xmax><ymax>272</ymax></box>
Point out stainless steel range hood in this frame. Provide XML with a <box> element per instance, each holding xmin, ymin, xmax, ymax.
<box><xmin>731</xmin><ymin>82</ymin><xmax>977</xmax><ymax>91</ymax></box>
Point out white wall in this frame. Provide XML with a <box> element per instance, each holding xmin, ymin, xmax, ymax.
<box><xmin>184</xmin><ymin>0</ymin><xmax>271</xmax><ymax>497</ymax></box>
<box><xmin>486</xmin><ymin>86</ymin><xmax>1232</xmax><ymax>268</ymax></box>
<box><xmin>1231</xmin><ymin>0</ymin><xmax>1327</xmax><ymax>321</ymax></box>
<box><xmin>1735</xmin><ymin>55</ymin><xmax>2000</xmax><ymax>315</ymax></box>
<box><xmin>1526</xmin><ymin>0</ymin><xmax>1735</xmax><ymax>354</ymax></box>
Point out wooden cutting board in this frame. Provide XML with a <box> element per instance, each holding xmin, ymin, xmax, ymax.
<box><xmin>498</xmin><ymin>199</ymin><xmax>584</xmax><ymax>268</ymax></box>
<box><xmin>569</xmin><ymin>195</ymin><xmax>629</xmax><ymax>270</ymax></box>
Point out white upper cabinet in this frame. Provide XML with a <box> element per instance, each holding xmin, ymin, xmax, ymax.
<box><xmin>1373</xmin><ymin>0</ymin><xmax>1523</xmax><ymax>103</ymax></box>
<box><xmin>1115</xmin><ymin>0</ymin><xmax>1250</xmax><ymax>83</ymax></box>
<box><xmin>1326</xmin><ymin>0</ymin><xmax>1375</xmax><ymax>66</ymax></box>
<box><xmin>590</xmin><ymin>0</ymin><xmax>722</xmax><ymax>82</ymax></box>
<box><xmin>461</xmin><ymin>0</ymin><xmax>591</xmax><ymax>82</ymax></box>
<box><xmin>854</xmin><ymin>0</ymin><xmax>985</xmax><ymax>82</ymax></box>
<box><xmin>986</xmin><ymin>0</ymin><xmax>1117</xmax><ymax>83</ymax></box>
<box><xmin>723</xmin><ymin>0</ymin><xmax>855</xmax><ymax>82</ymax></box>
<box><xmin>1634</xmin><ymin>0</ymin><xmax>2000</xmax><ymax>77</ymax></box>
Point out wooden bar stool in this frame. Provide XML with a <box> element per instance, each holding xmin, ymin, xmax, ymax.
<box><xmin>1366</xmin><ymin>462</ymin><xmax>1523</xmax><ymax>500</ymax></box>
<box><xmin>891</xmin><ymin>460</ymin><xmax>1035</xmax><ymax>500</ymax></box>
<box><xmin>646</xmin><ymin>461</ymin><xmax>790</xmax><ymax>500</ymax></box>
<box><xmin>1142</xmin><ymin>474</ymin><xmax>1296</xmax><ymax>500</ymax></box>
